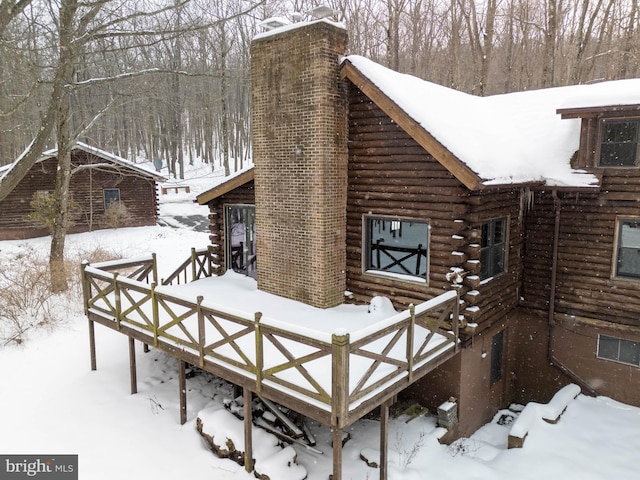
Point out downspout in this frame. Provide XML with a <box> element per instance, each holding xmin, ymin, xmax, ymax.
<box><xmin>547</xmin><ymin>190</ymin><xmax>598</xmax><ymax>396</ymax></box>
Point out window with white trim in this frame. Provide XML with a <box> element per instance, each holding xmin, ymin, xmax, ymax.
<box><xmin>364</xmin><ymin>216</ymin><xmax>428</xmax><ymax>280</ymax></box>
<box><xmin>597</xmin><ymin>335</ymin><xmax>640</xmax><ymax>367</ymax></box>
<box><xmin>615</xmin><ymin>218</ymin><xmax>640</xmax><ymax>279</ymax></box>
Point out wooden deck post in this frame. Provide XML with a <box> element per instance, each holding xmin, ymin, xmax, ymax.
<box><xmin>88</xmin><ymin>319</ymin><xmax>97</xmax><ymax>371</ymax></box>
<box><xmin>254</xmin><ymin>312</ymin><xmax>263</xmax><ymax>395</ymax></box>
<box><xmin>332</xmin><ymin>426</ymin><xmax>343</xmax><ymax>480</ymax></box>
<box><xmin>113</xmin><ymin>273</ymin><xmax>121</xmax><ymax>331</ymax></box>
<box><xmin>407</xmin><ymin>304</ymin><xmax>416</xmax><ymax>383</ymax></box>
<box><xmin>151</xmin><ymin>282</ymin><xmax>159</xmax><ymax>347</ymax></box>
<box><xmin>190</xmin><ymin>247</ymin><xmax>197</xmax><ymax>281</ymax></box>
<box><xmin>380</xmin><ymin>399</ymin><xmax>392</xmax><ymax>480</ymax></box>
<box><xmin>179</xmin><ymin>360</ymin><xmax>187</xmax><ymax>425</ymax></box>
<box><xmin>129</xmin><ymin>337</ymin><xmax>137</xmax><ymax>394</ymax></box>
<box><xmin>243</xmin><ymin>387</ymin><xmax>254</xmax><ymax>472</ymax></box>
<box><xmin>331</xmin><ymin>331</ymin><xmax>350</xmax><ymax>480</ymax></box>
<box><xmin>151</xmin><ymin>252</ymin><xmax>158</xmax><ymax>284</ymax></box>
<box><xmin>197</xmin><ymin>296</ymin><xmax>205</xmax><ymax>368</ymax></box>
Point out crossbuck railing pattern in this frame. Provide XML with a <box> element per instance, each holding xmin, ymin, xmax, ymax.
<box><xmin>81</xmin><ymin>251</ymin><xmax>459</xmax><ymax>427</ymax></box>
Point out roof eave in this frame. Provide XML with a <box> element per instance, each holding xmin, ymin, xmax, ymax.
<box><xmin>196</xmin><ymin>168</ymin><xmax>255</xmax><ymax>205</ymax></box>
<box><xmin>340</xmin><ymin>59</ymin><xmax>482</xmax><ymax>191</ymax></box>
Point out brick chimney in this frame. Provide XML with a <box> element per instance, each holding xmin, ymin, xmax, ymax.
<box><xmin>251</xmin><ymin>21</ymin><xmax>348</xmax><ymax>308</ymax></box>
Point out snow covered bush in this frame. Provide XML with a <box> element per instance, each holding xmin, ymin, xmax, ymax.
<box><xmin>0</xmin><ymin>247</ymin><xmax>59</xmax><ymax>345</ymax></box>
<box><xmin>0</xmin><ymin>244</ymin><xmax>120</xmax><ymax>346</ymax></box>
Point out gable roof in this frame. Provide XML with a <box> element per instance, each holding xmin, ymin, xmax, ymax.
<box><xmin>341</xmin><ymin>55</ymin><xmax>640</xmax><ymax>189</ymax></box>
<box><xmin>0</xmin><ymin>141</ymin><xmax>165</xmax><ymax>183</ymax></box>
<box><xmin>196</xmin><ymin>168</ymin><xmax>254</xmax><ymax>205</ymax></box>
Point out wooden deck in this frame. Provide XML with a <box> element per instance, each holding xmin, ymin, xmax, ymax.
<box><xmin>81</xmin><ymin>248</ymin><xmax>460</xmax><ymax>477</ymax></box>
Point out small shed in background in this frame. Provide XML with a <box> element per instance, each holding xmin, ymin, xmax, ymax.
<box><xmin>0</xmin><ymin>142</ymin><xmax>165</xmax><ymax>240</ymax></box>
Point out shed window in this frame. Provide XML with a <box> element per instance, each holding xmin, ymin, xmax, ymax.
<box><xmin>599</xmin><ymin>119</ymin><xmax>640</xmax><ymax>167</ymax></box>
<box><xmin>597</xmin><ymin>335</ymin><xmax>640</xmax><ymax>367</ymax></box>
<box><xmin>615</xmin><ymin>219</ymin><xmax>640</xmax><ymax>279</ymax></box>
<box><xmin>365</xmin><ymin>216</ymin><xmax>428</xmax><ymax>280</ymax></box>
<box><xmin>103</xmin><ymin>188</ymin><xmax>121</xmax><ymax>208</ymax></box>
<box><xmin>480</xmin><ymin>218</ymin><xmax>506</xmax><ymax>280</ymax></box>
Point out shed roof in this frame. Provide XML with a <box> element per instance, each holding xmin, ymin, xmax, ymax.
<box><xmin>0</xmin><ymin>142</ymin><xmax>166</xmax><ymax>183</ymax></box>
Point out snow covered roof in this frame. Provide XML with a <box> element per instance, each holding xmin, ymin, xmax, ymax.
<box><xmin>0</xmin><ymin>141</ymin><xmax>165</xmax><ymax>183</ymax></box>
<box><xmin>42</xmin><ymin>142</ymin><xmax>166</xmax><ymax>181</ymax></box>
<box><xmin>342</xmin><ymin>55</ymin><xmax>640</xmax><ymax>189</ymax></box>
<box><xmin>196</xmin><ymin>167</ymin><xmax>254</xmax><ymax>205</ymax></box>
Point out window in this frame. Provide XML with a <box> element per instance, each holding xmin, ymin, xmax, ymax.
<box><xmin>103</xmin><ymin>188</ymin><xmax>121</xmax><ymax>208</ymax></box>
<box><xmin>490</xmin><ymin>331</ymin><xmax>504</xmax><ymax>384</ymax></box>
<box><xmin>365</xmin><ymin>216</ymin><xmax>428</xmax><ymax>280</ymax></box>
<box><xmin>597</xmin><ymin>335</ymin><xmax>640</xmax><ymax>367</ymax></box>
<box><xmin>480</xmin><ymin>218</ymin><xmax>506</xmax><ymax>280</ymax></box>
<box><xmin>615</xmin><ymin>219</ymin><xmax>640</xmax><ymax>279</ymax></box>
<box><xmin>225</xmin><ymin>205</ymin><xmax>256</xmax><ymax>279</ymax></box>
<box><xmin>599</xmin><ymin>119</ymin><xmax>640</xmax><ymax>167</ymax></box>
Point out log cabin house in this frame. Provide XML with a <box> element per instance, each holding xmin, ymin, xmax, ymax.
<box><xmin>195</xmin><ymin>20</ymin><xmax>640</xmax><ymax>440</ymax></box>
<box><xmin>81</xmin><ymin>19</ymin><xmax>640</xmax><ymax>480</ymax></box>
<box><xmin>0</xmin><ymin>142</ymin><xmax>164</xmax><ymax>240</ymax></box>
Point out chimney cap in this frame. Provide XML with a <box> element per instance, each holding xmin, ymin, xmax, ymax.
<box><xmin>257</xmin><ymin>16</ymin><xmax>291</xmax><ymax>31</ymax></box>
<box><xmin>306</xmin><ymin>5</ymin><xmax>337</xmax><ymax>19</ymax></box>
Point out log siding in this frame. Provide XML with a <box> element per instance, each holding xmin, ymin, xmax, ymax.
<box><xmin>0</xmin><ymin>149</ymin><xmax>159</xmax><ymax>240</ymax></box>
<box><xmin>346</xmin><ymin>84</ymin><xmax>469</xmax><ymax>309</ymax></box>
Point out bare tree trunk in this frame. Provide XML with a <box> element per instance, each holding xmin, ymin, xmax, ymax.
<box><xmin>543</xmin><ymin>0</ymin><xmax>558</xmax><ymax>87</ymax></box>
<box><xmin>619</xmin><ymin>0</ymin><xmax>639</xmax><ymax>78</ymax></box>
<box><xmin>49</xmin><ymin>0</ymin><xmax>78</xmax><ymax>293</ymax></box>
<box><xmin>220</xmin><ymin>21</ymin><xmax>231</xmax><ymax>176</ymax></box>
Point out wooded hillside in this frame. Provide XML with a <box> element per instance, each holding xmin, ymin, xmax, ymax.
<box><xmin>1</xmin><ymin>0</ymin><xmax>638</xmax><ymax>177</ymax></box>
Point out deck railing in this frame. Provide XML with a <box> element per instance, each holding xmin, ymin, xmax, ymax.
<box><xmin>81</xmin><ymin>253</ymin><xmax>459</xmax><ymax>427</ymax></box>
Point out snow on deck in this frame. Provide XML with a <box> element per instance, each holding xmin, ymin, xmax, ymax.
<box><xmin>84</xmin><ymin>268</ymin><xmax>458</xmax><ymax>419</ymax></box>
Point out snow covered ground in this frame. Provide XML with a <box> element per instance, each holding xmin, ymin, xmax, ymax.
<box><xmin>1</xmin><ymin>170</ymin><xmax>640</xmax><ymax>479</ymax></box>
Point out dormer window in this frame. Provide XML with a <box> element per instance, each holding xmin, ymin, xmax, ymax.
<box><xmin>556</xmin><ymin>104</ymin><xmax>640</xmax><ymax>169</ymax></box>
<box><xmin>599</xmin><ymin>119</ymin><xmax>640</xmax><ymax>167</ymax></box>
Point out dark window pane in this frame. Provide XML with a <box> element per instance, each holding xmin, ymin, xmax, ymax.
<box><xmin>600</xmin><ymin>120</ymin><xmax>639</xmax><ymax>166</ymax></box>
<box><xmin>600</xmin><ymin>143</ymin><xmax>637</xmax><ymax>166</ymax></box>
<box><xmin>103</xmin><ymin>189</ymin><xmax>120</xmax><ymax>208</ymax></box>
<box><xmin>619</xmin><ymin>339</ymin><xmax>640</xmax><ymax>366</ymax></box>
<box><xmin>481</xmin><ymin>223</ymin><xmax>490</xmax><ymax>248</ymax></box>
<box><xmin>494</xmin><ymin>219</ymin><xmax>505</xmax><ymax>244</ymax></box>
<box><xmin>480</xmin><ymin>218</ymin><xmax>506</xmax><ymax>280</ymax></box>
<box><xmin>597</xmin><ymin>335</ymin><xmax>619</xmax><ymax>361</ymax></box>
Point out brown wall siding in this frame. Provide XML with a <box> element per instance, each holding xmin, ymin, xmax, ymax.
<box><xmin>523</xmin><ymin>173</ymin><xmax>640</xmax><ymax>327</ymax></box>
<box><xmin>207</xmin><ymin>181</ymin><xmax>256</xmax><ymax>276</ymax></box>
<box><xmin>521</xmin><ymin>192</ymin><xmax>555</xmax><ymax>311</ymax></box>
<box><xmin>0</xmin><ymin>150</ymin><xmax>158</xmax><ymax>240</ymax></box>
<box><xmin>551</xmin><ymin>316</ymin><xmax>640</xmax><ymax>407</ymax></box>
<box><xmin>346</xmin><ymin>84</ymin><xmax>470</xmax><ymax>308</ymax></box>
<box><xmin>554</xmin><ymin>182</ymin><xmax>640</xmax><ymax>327</ymax></box>
<box><xmin>465</xmin><ymin>190</ymin><xmax>525</xmax><ymax>335</ymax></box>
